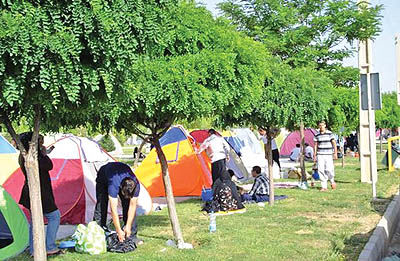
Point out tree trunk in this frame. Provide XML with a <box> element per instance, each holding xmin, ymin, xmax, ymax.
<box><xmin>379</xmin><ymin>128</ymin><xmax>383</xmax><ymax>153</ymax></box>
<box><xmin>266</xmin><ymin>131</ymin><xmax>274</xmax><ymax>206</ymax></box>
<box><xmin>25</xmin><ymin>148</ymin><xmax>47</xmax><ymax>261</ymax></box>
<box><xmin>133</xmin><ymin>139</ymin><xmax>146</xmax><ymax>170</ymax></box>
<box><xmin>3</xmin><ymin>110</ymin><xmax>46</xmax><ymax>260</ymax></box>
<box><xmin>153</xmin><ymin>138</ymin><xmax>184</xmax><ymax>245</ymax></box>
<box><xmin>299</xmin><ymin>122</ymin><xmax>306</xmax><ymax>183</ymax></box>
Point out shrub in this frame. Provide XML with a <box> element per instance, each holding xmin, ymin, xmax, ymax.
<box><xmin>99</xmin><ymin>135</ymin><xmax>115</xmax><ymax>152</ymax></box>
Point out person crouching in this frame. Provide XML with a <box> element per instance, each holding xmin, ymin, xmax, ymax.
<box><xmin>93</xmin><ymin>162</ymin><xmax>143</xmax><ymax>245</ymax></box>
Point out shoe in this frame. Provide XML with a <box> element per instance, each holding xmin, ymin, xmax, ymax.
<box><xmin>47</xmin><ymin>248</ymin><xmax>63</xmax><ymax>256</ymax></box>
<box><xmin>331</xmin><ymin>183</ymin><xmax>337</xmax><ymax>190</ymax></box>
<box><xmin>319</xmin><ymin>188</ymin><xmax>328</xmax><ymax>192</ymax></box>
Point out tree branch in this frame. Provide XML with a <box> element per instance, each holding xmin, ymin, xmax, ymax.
<box><xmin>31</xmin><ymin>105</ymin><xmax>41</xmax><ymax>149</ymax></box>
<box><xmin>0</xmin><ymin>108</ymin><xmax>27</xmax><ymax>154</ymax></box>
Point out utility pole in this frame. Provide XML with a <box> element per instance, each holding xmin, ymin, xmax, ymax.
<box><xmin>358</xmin><ymin>0</ymin><xmax>377</xmax><ymax>198</ymax></box>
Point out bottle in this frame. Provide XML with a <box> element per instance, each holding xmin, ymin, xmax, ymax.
<box><xmin>209</xmin><ymin>211</ymin><xmax>216</xmax><ymax>233</ymax></box>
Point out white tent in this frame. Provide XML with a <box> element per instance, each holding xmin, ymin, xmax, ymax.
<box><xmin>232</xmin><ymin>128</ymin><xmax>280</xmax><ymax>179</ymax></box>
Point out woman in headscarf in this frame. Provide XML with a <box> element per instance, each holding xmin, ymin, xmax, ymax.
<box><xmin>18</xmin><ymin>132</ymin><xmax>62</xmax><ymax>256</ymax></box>
<box><xmin>211</xmin><ymin>170</ymin><xmax>245</xmax><ymax>212</ymax></box>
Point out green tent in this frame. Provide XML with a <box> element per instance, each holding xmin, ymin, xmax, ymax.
<box><xmin>0</xmin><ymin>186</ymin><xmax>29</xmax><ymax>259</ymax></box>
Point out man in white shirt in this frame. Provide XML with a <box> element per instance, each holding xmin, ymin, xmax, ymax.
<box><xmin>289</xmin><ymin>144</ymin><xmax>301</xmax><ymax>161</ymax></box>
<box><xmin>313</xmin><ymin>121</ymin><xmax>338</xmax><ymax>191</ymax></box>
<box><xmin>197</xmin><ymin>129</ymin><xmax>230</xmax><ymax>184</ymax></box>
<box><xmin>304</xmin><ymin>143</ymin><xmax>314</xmax><ymax>161</ymax></box>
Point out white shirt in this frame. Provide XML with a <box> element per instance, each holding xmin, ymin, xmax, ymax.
<box><xmin>261</xmin><ymin>136</ymin><xmax>278</xmax><ymax>150</ymax></box>
<box><xmin>305</xmin><ymin>146</ymin><xmax>314</xmax><ymax>159</ymax></box>
<box><xmin>198</xmin><ymin>134</ymin><xmax>230</xmax><ymax>163</ymax></box>
<box><xmin>290</xmin><ymin>147</ymin><xmax>301</xmax><ymax>161</ymax></box>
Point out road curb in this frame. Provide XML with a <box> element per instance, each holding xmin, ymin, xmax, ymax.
<box><xmin>358</xmin><ymin>190</ymin><xmax>400</xmax><ymax>261</ymax></box>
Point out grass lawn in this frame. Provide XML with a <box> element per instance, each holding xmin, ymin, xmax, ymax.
<box><xmin>12</xmin><ymin>149</ymin><xmax>400</xmax><ymax>261</ymax></box>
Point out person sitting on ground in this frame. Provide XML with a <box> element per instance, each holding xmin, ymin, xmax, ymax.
<box><xmin>241</xmin><ymin>166</ymin><xmax>270</xmax><ymax>203</ymax></box>
<box><xmin>93</xmin><ymin>162</ymin><xmax>143</xmax><ymax>245</ymax></box>
<box><xmin>210</xmin><ymin>170</ymin><xmax>245</xmax><ymax>213</ymax></box>
<box><xmin>289</xmin><ymin>144</ymin><xmax>301</xmax><ymax>161</ymax></box>
<box><xmin>304</xmin><ymin>143</ymin><xmax>314</xmax><ymax>161</ymax></box>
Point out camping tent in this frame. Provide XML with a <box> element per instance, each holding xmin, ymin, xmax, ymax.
<box><xmin>230</xmin><ymin>128</ymin><xmax>277</xmax><ymax>174</ymax></box>
<box><xmin>0</xmin><ymin>135</ymin><xmax>19</xmax><ymax>185</ymax></box>
<box><xmin>3</xmin><ymin>135</ymin><xmax>152</xmax><ymax>225</ymax></box>
<box><xmin>0</xmin><ymin>186</ymin><xmax>29</xmax><ymax>260</ymax></box>
<box><xmin>190</xmin><ymin>130</ymin><xmax>250</xmax><ymax>180</ymax></box>
<box><xmin>135</xmin><ymin>126</ymin><xmax>212</xmax><ymax>197</ymax></box>
<box><xmin>280</xmin><ymin>129</ymin><xmax>317</xmax><ymax>156</ymax></box>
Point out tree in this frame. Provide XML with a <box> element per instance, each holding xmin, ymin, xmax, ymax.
<box><xmin>326</xmin><ymin>87</ymin><xmax>359</xmax><ymax>135</ymax></box>
<box><xmin>219</xmin><ymin>60</ymin><xmax>332</xmax><ymax>204</ymax></box>
<box><xmin>325</xmin><ymin>87</ymin><xmax>359</xmax><ymax>165</ymax></box>
<box><xmin>218</xmin><ymin>0</ymin><xmax>382</xmax><ymax>86</ymax></box>
<box><xmin>376</xmin><ymin>92</ymin><xmax>400</xmax><ymax>134</ymax></box>
<box><xmin>110</xmin><ymin>2</ymin><xmax>268</xmax><ymax>245</ymax></box>
<box><xmin>0</xmin><ymin>0</ymin><xmax>171</xmax><ymax>258</ymax></box>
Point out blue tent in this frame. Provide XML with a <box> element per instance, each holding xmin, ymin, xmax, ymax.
<box><xmin>0</xmin><ymin>135</ymin><xmax>16</xmax><ymax>154</ymax></box>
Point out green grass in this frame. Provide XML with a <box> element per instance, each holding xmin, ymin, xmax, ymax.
<box><xmin>12</xmin><ymin>149</ymin><xmax>400</xmax><ymax>261</ymax></box>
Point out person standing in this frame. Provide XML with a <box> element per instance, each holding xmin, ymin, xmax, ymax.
<box><xmin>93</xmin><ymin>162</ymin><xmax>142</xmax><ymax>244</ymax></box>
<box><xmin>258</xmin><ymin>128</ymin><xmax>281</xmax><ymax>170</ymax></box>
<box><xmin>313</xmin><ymin>121</ymin><xmax>338</xmax><ymax>191</ymax></box>
<box><xmin>18</xmin><ymin>132</ymin><xmax>62</xmax><ymax>256</ymax></box>
<box><xmin>197</xmin><ymin>129</ymin><xmax>230</xmax><ymax>184</ymax></box>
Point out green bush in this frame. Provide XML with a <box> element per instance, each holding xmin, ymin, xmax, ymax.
<box><xmin>99</xmin><ymin>135</ymin><xmax>115</xmax><ymax>152</ymax></box>
<box><xmin>113</xmin><ymin>130</ymin><xmax>127</xmax><ymax>146</ymax></box>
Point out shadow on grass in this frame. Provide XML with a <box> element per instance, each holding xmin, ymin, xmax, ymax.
<box><xmin>333</xmin><ymin>180</ymin><xmax>352</xmax><ymax>184</ymax></box>
<box><xmin>138</xmin><ymin>215</ymin><xmax>171</xmax><ymax>228</ymax></box>
<box><xmin>340</xmin><ymin>229</ymin><xmax>374</xmax><ymax>260</ymax></box>
<box><xmin>370</xmin><ymin>196</ymin><xmax>394</xmax><ymax>216</ymax></box>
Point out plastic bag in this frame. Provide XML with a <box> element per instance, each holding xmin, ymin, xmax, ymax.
<box><xmin>72</xmin><ymin>221</ymin><xmax>106</xmax><ymax>255</ymax></box>
<box><xmin>106</xmin><ymin>233</ymin><xmax>137</xmax><ymax>253</ymax></box>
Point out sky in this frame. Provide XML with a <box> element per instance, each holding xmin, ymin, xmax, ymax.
<box><xmin>201</xmin><ymin>0</ymin><xmax>400</xmax><ymax>93</ymax></box>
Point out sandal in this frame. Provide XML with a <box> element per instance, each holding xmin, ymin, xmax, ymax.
<box><xmin>47</xmin><ymin>248</ymin><xmax>63</xmax><ymax>256</ymax></box>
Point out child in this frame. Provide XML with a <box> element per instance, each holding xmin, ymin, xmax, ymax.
<box><xmin>241</xmin><ymin>166</ymin><xmax>270</xmax><ymax>203</ymax></box>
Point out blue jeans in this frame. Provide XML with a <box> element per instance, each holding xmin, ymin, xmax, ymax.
<box><xmin>241</xmin><ymin>193</ymin><xmax>269</xmax><ymax>203</ymax></box>
<box><xmin>29</xmin><ymin>209</ymin><xmax>60</xmax><ymax>254</ymax></box>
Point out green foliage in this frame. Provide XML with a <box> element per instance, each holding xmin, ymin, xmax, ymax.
<box><xmin>115</xmin><ymin>2</ymin><xmax>268</xmax><ymax>136</ymax></box>
<box><xmin>113</xmin><ymin>130</ymin><xmax>127</xmax><ymax>146</ymax></box>
<box><xmin>98</xmin><ymin>134</ymin><xmax>115</xmax><ymax>152</ymax></box>
<box><xmin>326</xmin><ymin>87</ymin><xmax>359</xmax><ymax>134</ymax></box>
<box><xmin>219</xmin><ymin>60</ymin><xmax>332</xmax><ymax>131</ymax></box>
<box><xmin>375</xmin><ymin>92</ymin><xmax>400</xmax><ymax>129</ymax></box>
<box><xmin>218</xmin><ymin>0</ymin><xmax>382</xmax><ymax>85</ymax></box>
<box><xmin>0</xmin><ymin>0</ymin><xmax>178</xmax><ymax>131</ymax></box>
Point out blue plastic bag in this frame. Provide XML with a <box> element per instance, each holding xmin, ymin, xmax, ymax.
<box><xmin>201</xmin><ymin>187</ymin><xmax>213</xmax><ymax>202</ymax></box>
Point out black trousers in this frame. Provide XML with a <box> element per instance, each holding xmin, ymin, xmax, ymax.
<box><xmin>272</xmin><ymin>149</ymin><xmax>281</xmax><ymax>169</ymax></box>
<box><xmin>211</xmin><ymin>159</ymin><xmax>226</xmax><ymax>184</ymax></box>
<box><xmin>93</xmin><ymin>182</ymin><xmax>137</xmax><ymax>237</ymax></box>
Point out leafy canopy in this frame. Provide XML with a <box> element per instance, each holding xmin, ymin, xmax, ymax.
<box><xmin>375</xmin><ymin>92</ymin><xmax>400</xmax><ymax>130</ymax></box>
<box><xmin>218</xmin><ymin>0</ymin><xmax>382</xmax><ymax>87</ymax></box>
<box><xmin>116</xmin><ymin>2</ymin><xmax>268</xmax><ymax>136</ymax></box>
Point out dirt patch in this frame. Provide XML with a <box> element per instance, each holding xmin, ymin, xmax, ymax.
<box><xmin>298</xmin><ymin>211</ymin><xmax>382</xmax><ymax>234</ymax></box>
<box><xmin>295</xmin><ymin>229</ymin><xmax>314</xmax><ymax>235</ymax></box>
